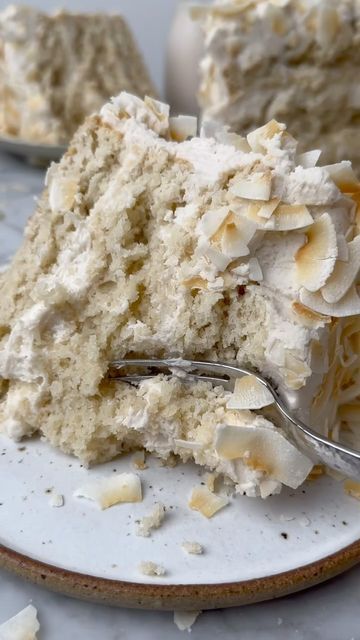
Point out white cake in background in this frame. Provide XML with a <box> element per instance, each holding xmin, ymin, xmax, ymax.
<box><xmin>0</xmin><ymin>5</ymin><xmax>156</xmax><ymax>144</ymax></box>
<box><xmin>197</xmin><ymin>0</ymin><xmax>360</xmax><ymax>171</ymax></box>
<box><xmin>0</xmin><ymin>92</ymin><xmax>360</xmax><ymax>497</ymax></box>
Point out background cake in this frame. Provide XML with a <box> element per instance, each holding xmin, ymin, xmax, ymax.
<box><xmin>197</xmin><ymin>0</ymin><xmax>360</xmax><ymax>171</ymax></box>
<box><xmin>0</xmin><ymin>5</ymin><xmax>156</xmax><ymax>144</ymax></box>
<box><xmin>0</xmin><ymin>92</ymin><xmax>360</xmax><ymax>497</ymax></box>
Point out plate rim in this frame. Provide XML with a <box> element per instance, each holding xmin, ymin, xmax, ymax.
<box><xmin>1</xmin><ymin>538</ymin><xmax>359</xmax><ymax>611</ymax></box>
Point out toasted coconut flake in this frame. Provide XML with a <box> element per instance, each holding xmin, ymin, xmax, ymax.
<box><xmin>203</xmin><ymin>471</ymin><xmax>218</xmax><ymax>492</ymax></box>
<box><xmin>227</xmin><ymin>375</ymin><xmax>274</xmax><ymax>410</ymax></box>
<box><xmin>321</xmin><ymin>236</ymin><xmax>360</xmax><ymax>303</ymax></box>
<box><xmin>74</xmin><ymin>473</ymin><xmax>142</xmax><ymax>509</ymax></box>
<box><xmin>296</xmin><ymin>213</ymin><xmax>338</xmax><ymax>292</ymax></box>
<box><xmin>221</xmin><ymin>223</ymin><xmax>250</xmax><ymax>258</ymax></box>
<box><xmin>136</xmin><ymin>503</ymin><xmax>166</xmax><ymax>537</ymax></box>
<box><xmin>248</xmin><ymin>257</ymin><xmax>263</xmax><ymax>281</ymax></box>
<box><xmin>215</xmin><ymin>425</ymin><xmax>313</xmax><ymax>489</ymax></box>
<box><xmin>323</xmin><ymin>161</ymin><xmax>360</xmax><ymax>194</ymax></box>
<box><xmin>297</xmin><ymin>150</ymin><xmax>322</xmax><ymax>169</ymax></box>
<box><xmin>203</xmin><ymin>245</ymin><xmax>232</xmax><ymax>271</ymax></box>
<box><xmin>230</xmin><ymin>171</ymin><xmax>272</xmax><ymax>201</ymax></box>
<box><xmin>198</xmin><ymin>207</ymin><xmax>229</xmax><ymax>239</ymax></box>
<box><xmin>218</xmin><ymin>131</ymin><xmax>251</xmax><ymax>152</ymax></box>
<box><xmin>139</xmin><ymin>561</ymin><xmax>166</xmax><ymax>577</ymax></box>
<box><xmin>174</xmin><ymin>438</ymin><xmax>203</xmax><ymax>451</ymax></box>
<box><xmin>182</xmin><ymin>276</ymin><xmax>208</xmax><ymax>291</ymax></box>
<box><xmin>247</xmin><ymin>120</ymin><xmax>285</xmax><ymax>153</ymax></box>
<box><xmin>291</xmin><ymin>301</ymin><xmax>331</xmax><ymax>328</ymax></box>
<box><xmin>257</xmin><ymin>198</ymin><xmax>280</xmax><ymax>219</ymax></box>
<box><xmin>344</xmin><ymin>479</ymin><xmax>360</xmax><ymax>500</ymax></box>
<box><xmin>188</xmin><ymin>486</ymin><xmax>229</xmax><ymax>518</ymax></box>
<box><xmin>169</xmin><ymin>115</ymin><xmax>197</xmax><ymax>142</ymax></box>
<box><xmin>181</xmin><ymin>541</ymin><xmax>204</xmax><ymax>555</ymax></box>
<box><xmin>245</xmin><ymin>202</ymin><xmax>274</xmax><ymax>228</ymax></box>
<box><xmin>174</xmin><ymin>611</ymin><xmax>201</xmax><ymax>632</ymax></box>
<box><xmin>300</xmin><ymin>285</ymin><xmax>360</xmax><ymax>318</ymax></box>
<box><xmin>0</xmin><ymin>605</ymin><xmax>40</xmax><ymax>640</ymax></box>
<box><xmin>132</xmin><ymin>450</ymin><xmax>147</xmax><ymax>470</ymax></box>
<box><xmin>271</xmin><ymin>204</ymin><xmax>313</xmax><ymax>231</ymax></box>
<box><xmin>338</xmin><ymin>404</ymin><xmax>360</xmax><ymax>422</ymax></box>
<box><xmin>337</xmin><ymin>235</ymin><xmax>350</xmax><ymax>262</ymax></box>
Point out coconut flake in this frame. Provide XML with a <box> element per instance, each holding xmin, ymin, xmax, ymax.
<box><xmin>197</xmin><ymin>207</ymin><xmax>230</xmax><ymax>239</ymax></box>
<box><xmin>132</xmin><ymin>450</ymin><xmax>147</xmax><ymax>470</ymax></box>
<box><xmin>257</xmin><ymin>198</ymin><xmax>281</xmax><ymax>219</ymax></box>
<box><xmin>344</xmin><ymin>480</ymin><xmax>360</xmax><ymax>500</ymax></box>
<box><xmin>247</xmin><ymin>120</ymin><xmax>285</xmax><ymax>153</ymax></box>
<box><xmin>227</xmin><ymin>375</ymin><xmax>274</xmax><ymax>410</ymax></box>
<box><xmin>0</xmin><ymin>605</ymin><xmax>40</xmax><ymax>640</ymax></box>
<box><xmin>248</xmin><ymin>257</ymin><xmax>263</xmax><ymax>281</ymax></box>
<box><xmin>174</xmin><ymin>438</ymin><xmax>203</xmax><ymax>451</ymax></box>
<box><xmin>229</xmin><ymin>171</ymin><xmax>272</xmax><ymax>201</ymax></box>
<box><xmin>323</xmin><ymin>161</ymin><xmax>360</xmax><ymax>194</ymax></box>
<box><xmin>221</xmin><ymin>223</ymin><xmax>250</xmax><ymax>258</ymax></box>
<box><xmin>337</xmin><ymin>235</ymin><xmax>350</xmax><ymax>262</ymax></box>
<box><xmin>188</xmin><ymin>486</ymin><xmax>229</xmax><ymax>518</ymax></box>
<box><xmin>300</xmin><ymin>285</ymin><xmax>360</xmax><ymax>317</ymax></box>
<box><xmin>73</xmin><ymin>473</ymin><xmax>142</xmax><ymax>509</ymax></box>
<box><xmin>174</xmin><ymin>611</ymin><xmax>201</xmax><ymax>632</ymax></box>
<box><xmin>296</xmin><ymin>213</ymin><xmax>338</xmax><ymax>292</ymax></box>
<box><xmin>297</xmin><ymin>150</ymin><xmax>322</xmax><ymax>169</ymax></box>
<box><xmin>215</xmin><ymin>425</ymin><xmax>313</xmax><ymax>489</ymax></box>
<box><xmin>291</xmin><ymin>301</ymin><xmax>331</xmax><ymax>328</ymax></box>
<box><xmin>321</xmin><ymin>236</ymin><xmax>360</xmax><ymax>303</ymax></box>
<box><xmin>49</xmin><ymin>493</ymin><xmax>64</xmax><ymax>508</ymax></box>
<box><xmin>169</xmin><ymin>115</ymin><xmax>197</xmax><ymax>142</ymax></box>
<box><xmin>270</xmin><ymin>204</ymin><xmax>313</xmax><ymax>231</ymax></box>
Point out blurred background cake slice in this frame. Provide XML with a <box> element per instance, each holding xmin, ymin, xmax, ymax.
<box><xmin>0</xmin><ymin>92</ymin><xmax>360</xmax><ymax>496</ymax></box>
<box><xmin>0</xmin><ymin>4</ymin><xmax>157</xmax><ymax>144</ymax></box>
<box><xmin>197</xmin><ymin>0</ymin><xmax>360</xmax><ymax>170</ymax></box>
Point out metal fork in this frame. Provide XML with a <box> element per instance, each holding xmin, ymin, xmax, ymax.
<box><xmin>109</xmin><ymin>358</ymin><xmax>360</xmax><ymax>482</ymax></box>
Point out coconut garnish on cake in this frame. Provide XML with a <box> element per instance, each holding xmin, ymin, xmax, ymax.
<box><xmin>0</xmin><ymin>92</ymin><xmax>360</xmax><ymax>498</ymax></box>
<box><xmin>0</xmin><ymin>5</ymin><xmax>156</xmax><ymax>145</ymax></box>
<box><xmin>196</xmin><ymin>0</ymin><xmax>360</xmax><ymax>170</ymax></box>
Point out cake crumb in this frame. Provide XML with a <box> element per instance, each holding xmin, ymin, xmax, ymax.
<box><xmin>49</xmin><ymin>493</ymin><xmax>64</xmax><ymax>508</ymax></box>
<box><xmin>136</xmin><ymin>503</ymin><xmax>166</xmax><ymax>537</ymax></box>
<box><xmin>139</xmin><ymin>561</ymin><xmax>166</xmax><ymax>577</ymax></box>
<box><xmin>181</xmin><ymin>541</ymin><xmax>203</xmax><ymax>555</ymax></box>
<box><xmin>174</xmin><ymin>610</ymin><xmax>201</xmax><ymax>631</ymax></box>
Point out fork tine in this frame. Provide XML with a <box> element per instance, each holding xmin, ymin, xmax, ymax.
<box><xmin>111</xmin><ymin>373</ymin><xmax>232</xmax><ymax>388</ymax></box>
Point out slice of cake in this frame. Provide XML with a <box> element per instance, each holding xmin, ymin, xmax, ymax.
<box><xmin>0</xmin><ymin>92</ymin><xmax>360</xmax><ymax>498</ymax></box>
<box><xmin>0</xmin><ymin>5</ymin><xmax>156</xmax><ymax>145</ymax></box>
<box><xmin>196</xmin><ymin>0</ymin><xmax>360</xmax><ymax>170</ymax></box>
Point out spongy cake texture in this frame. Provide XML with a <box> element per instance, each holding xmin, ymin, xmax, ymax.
<box><xmin>0</xmin><ymin>5</ymin><xmax>156</xmax><ymax>144</ymax></box>
<box><xmin>0</xmin><ymin>93</ymin><xmax>360</xmax><ymax>497</ymax></box>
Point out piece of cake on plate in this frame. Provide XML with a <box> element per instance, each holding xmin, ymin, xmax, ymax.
<box><xmin>0</xmin><ymin>5</ymin><xmax>156</xmax><ymax>145</ymax></box>
<box><xmin>196</xmin><ymin>0</ymin><xmax>360</xmax><ymax>170</ymax></box>
<box><xmin>0</xmin><ymin>92</ymin><xmax>360</xmax><ymax>498</ymax></box>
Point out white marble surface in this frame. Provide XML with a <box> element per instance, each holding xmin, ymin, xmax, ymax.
<box><xmin>1</xmin><ymin>151</ymin><xmax>360</xmax><ymax>638</ymax></box>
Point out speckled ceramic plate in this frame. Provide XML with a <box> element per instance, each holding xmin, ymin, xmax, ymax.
<box><xmin>0</xmin><ymin>134</ymin><xmax>66</xmax><ymax>163</ymax></box>
<box><xmin>0</xmin><ymin>434</ymin><xmax>360</xmax><ymax>610</ymax></box>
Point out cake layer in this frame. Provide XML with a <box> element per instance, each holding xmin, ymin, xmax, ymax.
<box><xmin>0</xmin><ymin>93</ymin><xmax>359</xmax><ymax>496</ymax></box>
<box><xmin>197</xmin><ymin>0</ymin><xmax>360</xmax><ymax>170</ymax></box>
<box><xmin>0</xmin><ymin>5</ymin><xmax>156</xmax><ymax>144</ymax></box>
